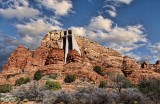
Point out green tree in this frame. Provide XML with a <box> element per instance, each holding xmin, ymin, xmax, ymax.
<box><xmin>49</xmin><ymin>74</ymin><xmax>57</xmax><ymax>79</ymax></box>
<box><xmin>139</xmin><ymin>79</ymin><xmax>160</xmax><ymax>101</ymax></box>
<box><xmin>33</xmin><ymin>70</ymin><xmax>42</xmax><ymax>81</ymax></box>
<box><xmin>15</xmin><ymin>77</ymin><xmax>31</xmax><ymax>86</ymax></box>
<box><xmin>45</xmin><ymin>80</ymin><xmax>61</xmax><ymax>90</ymax></box>
<box><xmin>0</xmin><ymin>84</ymin><xmax>12</xmax><ymax>93</ymax></box>
<box><xmin>64</xmin><ymin>74</ymin><xmax>76</xmax><ymax>83</ymax></box>
<box><xmin>93</xmin><ymin>66</ymin><xmax>104</xmax><ymax>75</ymax></box>
<box><xmin>99</xmin><ymin>81</ymin><xmax>107</xmax><ymax>88</ymax></box>
<box><xmin>114</xmin><ymin>74</ymin><xmax>133</xmax><ymax>92</ymax></box>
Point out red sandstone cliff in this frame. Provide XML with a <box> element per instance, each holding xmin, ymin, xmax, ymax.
<box><xmin>1</xmin><ymin>33</ymin><xmax>160</xmax><ymax>85</ymax></box>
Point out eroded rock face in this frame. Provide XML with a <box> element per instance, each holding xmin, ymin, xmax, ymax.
<box><xmin>41</xmin><ymin>30</ymin><xmax>62</xmax><ymax>48</ymax></box>
<box><xmin>1</xmin><ymin>33</ymin><xmax>160</xmax><ymax>85</ymax></box>
<box><xmin>67</xmin><ymin>50</ymin><xmax>82</xmax><ymax>63</ymax></box>
<box><xmin>156</xmin><ymin>60</ymin><xmax>160</xmax><ymax>70</ymax></box>
<box><xmin>128</xmin><ymin>70</ymin><xmax>160</xmax><ymax>84</ymax></box>
<box><xmin>2</xmin><ymin>46</ymin><xmax>29</xmax><ymax>75</ymax></box>
<box><xmin>141</xmin><ymin>61</ymin><xmax>151</xmax><ymax>69</ymax></box>
<box><xmin>2</xmin><ymin>46</ymin><xmax>49</xmax><ymax>75</ymax></box>
<box><xmin>76</xmin><ymin>36</ymin><xmax>123</xmax><ymax>68</ymax></box>
<box><xmin>122</xmin><ymin>56</ymin><xmax>140</xmax><ymax>69</ymax></box>
<box><xmin>45</xmin><ymin>48</ymin><xmax>64</xmax><ymax>65</ymax></box>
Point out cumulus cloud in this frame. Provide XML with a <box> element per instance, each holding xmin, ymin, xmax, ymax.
<box><xmin>149</xmin><ymin>42</ymin><xmax>160</xmax><ymax>54</ymax></box>
<box><xmin>117</xmin><ymin>0</ymin><xmax>133</xmax><ymax>5</ymax></box>
<box><xmin>88</xmin><ymin>16</ymin><xmax>112</xmax><ymax>31</ymax></box>
<box><xmin>104</xmin><ymin>0</ymin><xmax>134</xmax><ymax>17</ymax></box>
<box><xmin>0</xmin><ymin>35</ymin><xmax>20</xmax><ymax>47</ymax></box>
<box><xmin>124</xmin><ymin>52</ymin><xmax>141</xmax><ymax>61</ymax></box>
<box><xmin>107</xmin><ymin>10</ymin><xmax>117</xmax><ymax>17</ymax></box>
<box><xmin>16</xmin><ymin>18</ymin><xmax>62</xmax><ymax>49</ymax></box>
<box><xmin>82</xmin><ymin>16</ymin><xmax>147</xmax><ymax>53</ymax></box>
<box><xmin>16</xmin><ymin>19</ymin><xmax>61</xmax><ymax>36</ymax></box>
<box><xmin>70</xmin><ymin>27</ymin><xmax>86</xmax><ymax>37</ymax></box>
<box><xmin>148</xmin><ymin>42</ymin><xmax>160</xmax><ymax>60</ymax></box>
<box><xmin>0</xmin><ymin>7</ymin><xmax>40</xmax><ymax>20</ymax></box>
<box><xmin>0</xmin><ymin>0</ymin><xmax>40</xmax><ymax>19</ymax></box>
<box><xmin>68</xmin><ymin>16</ymin><xmax>147</xmax><ymax>61</ymax></box>
<box><xmin>36</xmin><ymin>0</ymin><xmax>73</xmax><ymax>16</ymax></box>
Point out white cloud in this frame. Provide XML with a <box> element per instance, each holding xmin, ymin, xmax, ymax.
<box><xmin>105</xmin><ymin>0</ymin><xmax>134</xmax><ymax>17</ymax></box>
<box><xmin>0</xmin><ymin>7</ymin><xmax>40</xmax><ymax>19</ymax></box>
<box><xmin>124</xmin><ymin>52</ymin><xmax>141</xmax><ymax>61</ymax></box>
<box><xmin>107</xmin><ymin>10</ymin><xmax>117</xmax><ymax>17</ymax></box>
<box><xmin>88</xmin><ymin>16</ymin><xmax>112</xmax><ymax>31</ymax></box>
<box><xmin>85</xmin><ymin>16</ymin><xmax>147</xmax><ymax>53</ymax></box>
<box><xmin>149</xmin><ymin>42</ymin><xmax>160</xmax><ymax>54</ymax></box>
<box><xmin>16</xmin><ymin>19</ymin><xmax>62</xmax><ymax>49</ymax></box>
<box><xmin>36</xmin><ymin>0</ymin><xmax>73</xmax><ymax>16</ymax></box>
<box><xmin>117</xmin><ymin>0</ymin><xmax>133</xmax><ymax>5</ymax></box>
<box><xmin>16</xmin><ymin>19</ymin><xmax>61</xmax><ymax>36</ymax></box>
<box><xmin>70</xmin><ymin>27</ymin><xmax>86</xmax><ymax>37</ymax></box>
<box><xmin>148</xmin><ymin>42</ymin><xmax>160</xmax><ymax>60</ymax></box>
<box><xmin>0</xmin><ymin>0</ymin><xmax>40</xmax><ymax>19</ymax></box>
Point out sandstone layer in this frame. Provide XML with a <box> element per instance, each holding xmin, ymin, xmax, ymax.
<box><xmin>1</xmin><ymin>34</ymin><xmax>160</xmax><ymax>85</ymax></box>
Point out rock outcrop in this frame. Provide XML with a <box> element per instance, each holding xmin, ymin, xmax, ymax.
<box><xmin>76</xmin><ymin>36</ymin><xmax>123</xmax><ymax>68</ymax></box>
<box><xmin>67</xmin><ymin>50</ymin><xmax>82</xmax><ymax>63</ymax></box>
<box><xmin>1</xmin><ymin>30</ymin><xmax>160</xmax><ymax>85</ymax></box>
<box><xmin>45</xmin><ymin>48</ymin><xmax>64</xmax><ymax>65</ymax></box>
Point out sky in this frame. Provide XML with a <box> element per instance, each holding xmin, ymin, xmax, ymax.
<box><xmin>0</xmin><ymin>0</ymin><xmax>160</xmax><ymax>70</ymax></box>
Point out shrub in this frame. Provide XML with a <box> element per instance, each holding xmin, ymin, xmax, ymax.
<box><xmin>138</xmin><ymin>79</ymin><xmax>160</xmax><ymax>101</ymax></box>
<box><xmin>0</xmin><ymin>84</ymin><xmax>12</xmax><ymax>93</ymax></box>
<box><xmin>15</xmin><ymin>77</ymin><xmax>31</xmax><ymax>86</ymax></box>
<box><xmin>64</xmin><ymin>74</ymin><xmax>76</xmax><ymax>83</ymax></box>
<box><xmin>120</xmin><ymin>88</ymin><xmax>152</xmax><ymax>104</ymax></box>
<box><xmin>93</xmin><ymin>66</ymin><xmax>104</xmax><ymax>75</ymax></box>
<box><xmin>45</xmin><ymin>80</ymin><xmax>61</xmax><ymax>90</ymax></box>
<box><xmin>41</xmin><ymin>87</ymin><xmax>152</xmax><ymax>104</ymax></box>
<box><xmin>33</xmin><ymin>70</ymin><xmax>42</xmax><ymax>81</ymax></box>
<box><xmin>24</xmin><ymin>77</ymin><xmax>31</xmax><ymax>83</ymax></box>
<box><xmin>6</xmin><ymin>74</ymin><xmax>15</xmax><ymax>80</ymax></box>
<box><xmin>99</xmin><ymin>81</ymin><xmax>107</xmax><ymax>88</ymax></box>
<box><xmin>13</xmin><ymin>81</ymin><xmax>44</xmax><ymax>101</ymax></box>
<box><xmin>49</xmin><ymin>74</ymin><xmax>57</xmax><ymax>79</ymax></box>
<box><xmin>114</xmin><ymin>74</ymin><xmax>133</xmax><ymax>92</ymax></box>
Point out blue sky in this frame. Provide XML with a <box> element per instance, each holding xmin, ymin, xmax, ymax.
<box><xmin>0</xmin><ymin>0</ymin><xmax>160</xmax><ymax>70</ymax></box>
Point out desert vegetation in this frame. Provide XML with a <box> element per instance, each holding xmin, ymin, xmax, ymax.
<box><xmin>99</xmin><ymin>80</ymin><xmax>107</xmax><ymax>88</ymax></box>
<box><xmin>138</xmin><ymin>79</ymin><xmax>160</xmax><ymax>103</ymax></box>
<box><xmin>0</xmin><ymin>65</ymin><xmax>157</xmax><ymax>103</ymax></box>
<box><xmin>12</xmin><ymin>86</ymin><xmax>152</xmax><ymax>104</ymax></box>
<box><xmin>45</xmin><ymin>80</ymin><xmax>61</xmax><ymax>90</ymax></box>
<box><xmin>33</xmin><ymin>70</ymin><xmax>43</xmax><ymax>81</ymax></box>
<box><xmin>48</xmin><ymin>74</ymin><xmax>57</xmax><ymax>79</ymax></box>
<box><xmin>15</xmin><ymin>77</ymin><xmax>31</xmax><ymax>86</ymax></box>
<box><xmin>113</xmin><ymin>74</ymin><xmax>133</xmax><ymax>92</ymax></box>
<box><xmin>93</xmin><ymin>66</ymin><xmax>104</xmax><ymax>75</ymax></box>
<box><xmin>1</xmin><ymin>73</ymin><xmax>160</xmax><ymax>104</ymax></box>
<box><xmin>64</xmin><ymin>74</ymin><xmax>76</xmax><ymax>83</ymax></box>
<box><xmin>0</xmin><ymin>84</ymin><xmax>12</xmax><ymax>93</ymax></box>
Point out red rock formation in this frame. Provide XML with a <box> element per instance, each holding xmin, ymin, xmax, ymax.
<box><xmin>76</xmin><ymin>36</ymin><xmax>123</xmax><ymax>68</ymax></box>
<box><xmin>2</xmin><ymin>46</ymin><xmax>29</xmax><ymax>75</ymax></box>
<box><xmin>1</xmin><ymin>46</ymin><xmax>49</xmax><ymax>75</ymax></box>
<box><xmin>141</xmin><ymin>61</ymin><xmax>150</xmax><ymax>69</ymax></box>
<box><xmin>1</xmin><ymin>33</ymin><xmax>160</xmax><ymax>85</ymax></box>
<box><xmin>67</xmin><ymin>50</ymin><xmax>82</xmax><ymax>63</ymax></box>
<box><xmin>123</xmin><ymin>56</ymin><xmax>140</xmax><ymax>69</ymax></box>
<box><xmin>45</xmin><ymin>48</ymin><xmax>64</xmax><ymax>65</ymax></box>
<box><xmin>155</xmin><ymin>60</ymin><xmax>160</xmax><ymax>73</ymax></box>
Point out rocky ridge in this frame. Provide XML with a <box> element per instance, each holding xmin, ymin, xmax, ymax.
<box><xmin>0</xmin><ymin>34</ymin><xmax>160</xmax><ymax>85</ymax></box>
